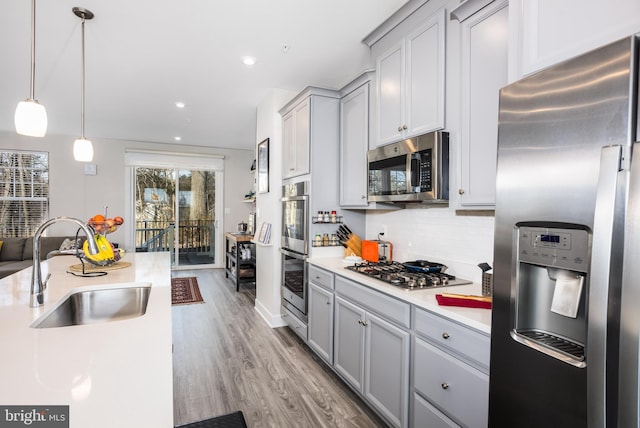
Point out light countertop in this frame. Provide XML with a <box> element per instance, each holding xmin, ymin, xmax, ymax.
<box><xmin>308</xmin><ymin>257</ymin><xmax>492</xmax><ymax>334</ymax></box>
<box><xmin>0</xmin><ymin>252</ymin><xmax>173</xmax><ymax>427</ymax></box>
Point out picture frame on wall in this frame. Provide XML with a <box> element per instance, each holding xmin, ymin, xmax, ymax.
<box><xmin>257</xmin><ymin>138</ymin><xmax>269</xmax><ymax>193</ymax></box>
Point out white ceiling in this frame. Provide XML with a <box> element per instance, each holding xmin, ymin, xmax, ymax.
<box><xmin>1</xmin><ymin>0</ymin><xmax>407</xmax><ymax>150</ymax></box>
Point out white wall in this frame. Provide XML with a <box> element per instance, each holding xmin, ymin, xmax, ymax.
<box><xmin>254</xmin><ymin>89</ymin><xmax>296</xmax><ymax>327</ymax></box>
<box><xmin>1</xmin><ymin>131</ymin><xmax>254</xmax><ymax>249</ymax></box>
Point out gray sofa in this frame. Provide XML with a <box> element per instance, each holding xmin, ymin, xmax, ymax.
<box><xmin>0</xmin><ymin>236</ymin><xmax>84</xmax><ymax>279</ymax></box>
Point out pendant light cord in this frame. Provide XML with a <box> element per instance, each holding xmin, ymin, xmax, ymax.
<box><xmin>29</xmin><ymin>0</ymin><xmax>36</xmax><ymax>101</ymax></box>
<box><xmin>80</xmin><ymin>14</ymin><xmax>86</xmax><ymax>139</ymax></box>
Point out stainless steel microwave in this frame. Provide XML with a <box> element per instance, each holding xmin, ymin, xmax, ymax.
<box><xmin>368</xmin><ymin>131</ymin><xmax>449</xmax><ymax>204</ymax></box>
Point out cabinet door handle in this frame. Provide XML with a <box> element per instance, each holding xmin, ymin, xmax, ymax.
<box><xmin>326</xmin><ymin>301</ymin><xmax>331</xmax><ymax>305</ymax></box>
<box><xmin>441</xmin><ymin>382</ymin><xmax>449</xmax><ymax>390</ymax></box>
<box><xmin>458</xmin><ymin>188</ymin><xmax>465</xmax><ymax>195</ymax></box>
<box><xmin>361</xmin><ymin>195</ymin><xmax>366</xmax><ymax>199</ymax></box>
<box><xmin>442</xmin><ymin>332</ymin><xmax>450</xmax><ymax>339</ymax></box>
<box><xmin>402</xmin><ymin>124</ymin><xmax>407</xmax><ymax>130</ymax></box>
<box><xmin>289</xmin><ymin>168</ymin><xmax>295</xmax><ymax>171</ymax></box>
<box><xmin>315</xmin><ymin>275</ymin><xmax>321</xmax><ymax>279</ymax></box>
<box><xmin>358</xmin><ymin>319</ymin><xmax>363</xmax><ymax>325</ymax></box>
<box><xmin>398</xmin><ymin>126</ymin><xmax>403</xmax><ymax>132</ymax></box>
<box><xmin>362</xmin><ymin>320</ymin><xmax>369</xmax><ymax>327</ymax></box>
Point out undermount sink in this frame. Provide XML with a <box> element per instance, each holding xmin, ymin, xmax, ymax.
<box><xmin>31</xmin><ymin>283</ymin><xmax>151</xmax><ymax>329</ymax></box>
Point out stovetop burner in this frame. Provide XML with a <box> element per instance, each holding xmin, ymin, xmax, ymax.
<box><xmin>345</xmin><ymin>261</ymin><xmax>472</xmax><ymax>290</ymax></box>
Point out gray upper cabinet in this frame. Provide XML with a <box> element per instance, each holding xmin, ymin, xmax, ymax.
<box><xmin>456</xmin><ymin>0</ymin><xmax>509</xmax><ymax>208</ymax></box>
<box><xmin>339</xmin><ymin>77</ymin><xmax>371</xmax><ymax>207</ymax></box>
<box><xmin>515</xmin><ymin>0</ymin><xmax>640</xmax><ymax>77</ymax></box>
<box><xmin>281</xmin><ymin>97</ymin><xmax>310</xmax><ymax>179</ymax></box>
<box><xmin>374</xmin><ymin>8</ymin><xmax>446</xmax><ymax>147</ymax></box>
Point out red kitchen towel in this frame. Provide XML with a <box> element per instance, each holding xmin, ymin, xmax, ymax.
<box><xmin>435</xmin><ymin>294</ymin><xmax>492</xmax><ymax>309</ymax></box>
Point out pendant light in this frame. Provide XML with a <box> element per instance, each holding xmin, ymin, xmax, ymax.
<box><xmin>15</xmin><ymin>0</ymin><xmax>47</xmax><ymax>137</ymax></box>
<box><xmin>72</xmin><ymin>7</ymin><xmax>94</xmax><ymax>162</ymax></box>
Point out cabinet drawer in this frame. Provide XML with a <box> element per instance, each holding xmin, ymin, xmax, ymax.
<box><xmin>335</xmin><ymin>275</ymin><xmax>410</xmax><ymax>329</ymax></box>
<box><xmin>412</xmin><ymin>392</ymin><xmax>459</xmax><ymax>428</ymax></box>
<box><xmin>282</xmin><ymin>306</ymin><xmax>308</xmax><ymax>342</ymax></box>
<box><xmin>414</xmin><ymin>337</ymin><xmax>488</xmax><ymax>428</ymax></box>
<box><xmin>414</xmin><ymin>307</ymin><xmax>490</xmax><ymax>371</ymax></box>
<box><xmin>308</xmin><ymin>264</ymin><xmax>334</xmax><ymax>290</ymax></box>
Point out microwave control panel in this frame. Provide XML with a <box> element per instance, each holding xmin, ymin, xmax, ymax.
<box><xmin>413</xmin><ymin>149</ymin><xmax>432</xmax><ymax>192</ymax></box>
<box><xmin>517</xmin><ymin>225</ymin><xmax>590</xmax><ymax>272</ymax></box>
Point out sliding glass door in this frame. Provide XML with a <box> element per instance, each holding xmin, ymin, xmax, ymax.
<box><xmin>133</xmin><ymin>167</ymin><xmax>219</xmax><ymax>268</ymax></box>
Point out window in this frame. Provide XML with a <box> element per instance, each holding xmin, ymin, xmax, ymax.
<box><xmin>0</xmin><ymin>151</ymin><xmax>49</xmax><ymax>237</ymax></box>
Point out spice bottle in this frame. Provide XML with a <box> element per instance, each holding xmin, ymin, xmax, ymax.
<box><xmin>315</xmin><ymin>234</ymin><xmax>322</xmax><ymax>246</ymax></box>
<box><xmin>331</xmin><ymin>210</ymin><xmax>337</xmax><ymax>223</ymax></box>
<box><xmin>323</xmin><ymin>211</ymin><xmax>330</xmax><ymax>222</ymax></box>
<box><xmin>322</xmin><ymin>233</ymin><xmax>329</xmax><ymax>246</ymax></box>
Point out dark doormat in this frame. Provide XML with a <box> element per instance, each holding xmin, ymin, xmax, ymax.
<box><xmin>175</xmin><ymin>411</ymin><xmax>248</xmax><ymax>428</ymax></box>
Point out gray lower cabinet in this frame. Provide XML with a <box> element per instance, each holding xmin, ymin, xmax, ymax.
<box><xmin>412</xmin><ymin>392</ymin><xmax>458</xmax><ymax>428</ymax></box>
<box><xmin>308</xmin><ymin>282</ymin><xmax>334</xmax><ymax>364</ymax></box>
<box><xmin>412</xmin><ymin>307</ymin><xmax>490</xmax><ymax>428</ymax></box>
<box><xmin>334</xmin><ymin>276</ymin><xmax>410</xmax><ymax>428</ymax></box>
<box><xmin>334</xmin><ymin>295</ymin><xmax>366</xmax><ymax>391</ymax></box>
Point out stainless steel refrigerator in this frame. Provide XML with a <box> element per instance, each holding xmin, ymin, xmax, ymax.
<box><xmin>489</xmin><ymin>35</ymin><xmax>640</xmax><ymax>427</ymax></box>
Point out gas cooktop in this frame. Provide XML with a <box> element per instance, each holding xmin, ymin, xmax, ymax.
<box><xmin>344</xmin><ymin>261</ymin><xmax>472</xmax><ymax>290</ymax></box>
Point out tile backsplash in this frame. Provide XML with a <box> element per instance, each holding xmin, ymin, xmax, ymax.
<box><xmin>366</xmin><ymin>208</ymin><xmax>495</xmax><ymax>283</ymax></box>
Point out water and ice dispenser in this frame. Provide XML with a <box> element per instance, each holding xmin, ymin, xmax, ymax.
<box><xmin>511</xmin><ymin>225</ymin><xmax>590</xmax><ymax>367</ymax></box>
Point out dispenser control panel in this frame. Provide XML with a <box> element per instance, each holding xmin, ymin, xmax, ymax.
<box><xmin>517</xmin><ymin>225</ymin><xmax>590</xmax><ymax>272</ymax></box>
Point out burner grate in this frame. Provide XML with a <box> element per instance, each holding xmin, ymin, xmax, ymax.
<box><xmin>345</xmin><ymin>261</ymin><xmax>472</xmax><ymax>290</ymax></box>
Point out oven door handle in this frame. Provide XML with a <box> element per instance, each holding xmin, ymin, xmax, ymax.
<box><xmin>281</xmin><ymin>195</ymin><xmax>309</xmax><ymax>202</ymax></box>
<box><xmin>280</xmin><ymin>248</ymin><xmax>307</xmax><ymax>260</ymax></box>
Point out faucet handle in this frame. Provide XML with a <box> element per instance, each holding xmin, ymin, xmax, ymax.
<box><xmin>43</xmin><ymin>273</ymin><xmax>51</xmax><ymax>290</ymax></box>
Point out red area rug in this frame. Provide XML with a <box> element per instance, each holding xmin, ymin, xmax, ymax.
<box><xmin>171</xmin><ymin>277</ymin><xmax>204</xmax><ymax>305</ymax></box>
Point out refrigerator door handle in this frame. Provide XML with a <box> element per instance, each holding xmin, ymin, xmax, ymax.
<box><xmin>618</xmin><ymin>142</ymin><xmax>640</xmax><ymax>427</ymax></box>
<box><xmin>587</xmin><ymin>144</ymin><xmax>623</xmax><ymax>428</ymax></box>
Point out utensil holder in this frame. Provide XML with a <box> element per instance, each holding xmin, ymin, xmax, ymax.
<box><xmin>482</xmin><ymin>272</ymin><xmax>493</xmax><ymax>297</ymax></box>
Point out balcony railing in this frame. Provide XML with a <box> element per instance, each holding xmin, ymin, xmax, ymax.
<box><xmin>135</xmin><ymin>220</ymin><xmax>214</xmax><ymax>258</ymax></box>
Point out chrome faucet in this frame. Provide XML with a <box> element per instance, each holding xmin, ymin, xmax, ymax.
<box><xmin>30</xmin><ymin>216</ymin><xmax>100</xmax><ymax>307</ymax></box>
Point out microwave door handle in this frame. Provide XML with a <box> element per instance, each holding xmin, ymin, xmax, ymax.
<box><xmin>588</xmin><ymin>144</ymin><xmax>624</xmax><ymax>428</ymax></box>
<box><xmin>410</xmin><ymin>153</ymin><xmax>421</xmax><ymax>192</ymax></box>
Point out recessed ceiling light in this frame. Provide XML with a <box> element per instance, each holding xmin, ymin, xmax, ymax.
<box><xmin>174</xmin><ymin>136</ymin><xmax>182</xmax><ymax>141</ymax></box>
<box><xmin>242</xmin><ymin>56</ymin><xmax>256</xmax><ymax>66</ymax></box>
<box><xmin>175</xmin><ymin>102</ymin><xmax>185</xmax><ymax>109</ymax></box>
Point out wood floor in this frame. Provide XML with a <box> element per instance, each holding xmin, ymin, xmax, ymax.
<box><xmin>172</xmin><ymin>268</ymin><xmax>387</xmax><ymax>428</ymax></box>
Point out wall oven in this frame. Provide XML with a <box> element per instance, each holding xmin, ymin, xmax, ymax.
<box><xmin>281</xmin><ymin>181</ymin><xmax>309</xmax><ymax>255</ymax></box>
<box><xmin>281</xmin><ymin>181</ymin><xmax>309</xmax><ymax>321</ymax></box>
<box><xmin>367</xmin><ymin>130</ymin><xmax>449</xmax><ymax>204</ymax></box>
<box><xmin>281</xmin><ymin>248</ymin><xmax>308</xmax><ymax>322</ymax></box>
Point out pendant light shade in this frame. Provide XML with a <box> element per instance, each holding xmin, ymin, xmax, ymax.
<box><xmin>73</xmin><ymin>7</ymin><xmax>94</xmax><ymax>162</ymax></box>
<box><xmin>15</xmin><ymin>0</ymin><xmax>47</xmax><ymax>137</ymax></box>
<box><xmin>15</xmin><ymin>100</ymin><xmax>47</xmax><ymax>137</ymax></box>
<box><xmin>73</xmin><ymin>138</ymin><xmax>93</xmax><ymax>162</ymax></box>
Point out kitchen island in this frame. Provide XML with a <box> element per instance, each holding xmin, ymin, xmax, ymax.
<box><xmin>0</xmin><ymin>252</ymin><xmax>173</xmax><ymax>427</ymax></box>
